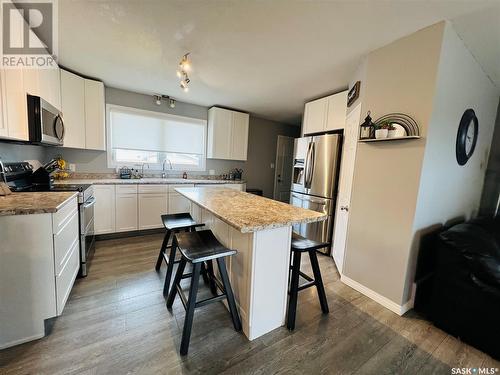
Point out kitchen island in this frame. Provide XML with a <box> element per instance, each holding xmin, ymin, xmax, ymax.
<box><xmin>175</xmin><ymin>187</ymin><xmax>327</xmax><ymax>340</ymax></box>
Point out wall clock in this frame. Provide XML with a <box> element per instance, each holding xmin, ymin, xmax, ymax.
<box><xmin>456</xmin><ymin>108</ymin><xmax>478</xmax><ymax>166</ymax></box>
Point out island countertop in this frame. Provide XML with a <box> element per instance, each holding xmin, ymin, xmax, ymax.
<box><xmin>0</xmin><ymin>192</ymin><xmax>78</xmax><ymax>216</ymax></box>
<box><xmin>175</xmin><ymin>187</ymin><xmax>326</xmax><ymax>233</ymax></box>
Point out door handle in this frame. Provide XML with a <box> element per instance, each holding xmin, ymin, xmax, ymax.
<box><xmin>340</xmin><ymin>205</ymin><xmax>349</xmax><ymax>211</ymax></box>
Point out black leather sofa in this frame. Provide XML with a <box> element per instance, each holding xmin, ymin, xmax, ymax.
<box><xmin>428</xmin><ymin>216</ymin><xmax>500</xmax><ymax>359</ymax></box>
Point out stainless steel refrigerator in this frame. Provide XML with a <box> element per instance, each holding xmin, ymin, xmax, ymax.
<box><xmin>290</xmin><ymin>134</ymin><xmax>342</xmax><ymax>254</ymax></box>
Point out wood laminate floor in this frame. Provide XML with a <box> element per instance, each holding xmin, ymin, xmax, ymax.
<box><xmin>1</xmin><ymin>233</ymin><xmax>498</xmax><ymax>374</ymax></box>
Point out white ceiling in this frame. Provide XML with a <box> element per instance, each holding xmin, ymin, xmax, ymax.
<box><xmin>58</xmin><ymin>1</ymin><xmax>500</xmax><ymax>124</ymax></box>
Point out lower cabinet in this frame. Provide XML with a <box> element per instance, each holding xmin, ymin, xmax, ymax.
<box><xmin>116</xmin><ymin>193</ymin><xmax>138</xmax><ymax>232</ymax></box>
<box><xmin>94</xmin><ymin>185</ymin><xmax>116</xmax><ymax>234</ymax></box>
<box><xmin>115</xmin><ymin>185</ymin><xmax>138</xmax><ymax>232</ymax></box>
<box><xmin>93</xmin><ymin>183</ymin><xmax>244</xmax><ymax>235</ymax></box>
<box><xmin>138</xmin><ymin>193</ymin><xmax>167</xmax><ymax>230</ymax></box>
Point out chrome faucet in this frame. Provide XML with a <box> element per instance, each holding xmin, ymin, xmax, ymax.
<box><xmin>141</xmin><ymin>163</ymin><xmax>149</xmax><ymax>178</ymax></box>
<box><xmin>161</xmin><ymin>159</ymin><xmax>173</xmax><ymax>178</ymax></box>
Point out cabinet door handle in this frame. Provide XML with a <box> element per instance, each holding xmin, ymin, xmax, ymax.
<box><xmin>340</xmin><ymin>205</ymin><xmax>349</xmax><ymax>211</ymax></box>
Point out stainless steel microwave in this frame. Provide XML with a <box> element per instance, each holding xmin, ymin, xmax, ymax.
<box><xmin>27</xmin><ymin>95</ymin><xmax>65</xmax><ymax>146</ymax></box>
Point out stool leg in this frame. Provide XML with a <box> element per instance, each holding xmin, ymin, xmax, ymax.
<box><xmin>180</xmin><ymin>262</ymin><xmax>201</xmax><ymax>356</ymax></box>
<box><xmin>287</xmin><ymin>250</ymin><xmax>301</xmax><ymax>331</ymax></box>
<box><xmin>309</xmin><ymin>250</ymin><xmax>329</xmax><ymax>314</ymax></box>
<box><xmin>217</xmin><ymin>257</ymin><xmax>242</xmax><ymax>332</ymax></box>
<box><xmin>155</xmin><ymin>230</ymin><xmax>171</xmax><ymax>271</ymax></box>
<box><xmin>206</xmin><ymin>259</ymin><xmax>217</xmax><ymax>295</ymax></box>
<box><xmin>200</xmin><ymin>262</ymin><xmax>210</xmax><ymax>285</ymax></box>
<box><xmin>163</xmin><ymin>235</ymin><xmax>178</xmax><ymax>296</ymax></box>
<box><xmin>166</xmin><ymin>258</ymin><xmax>187</xmax><ymax>308</ymax></box>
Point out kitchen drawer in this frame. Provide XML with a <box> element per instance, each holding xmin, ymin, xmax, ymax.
<box><xmin>52</xmin><ymin>196</ymin><xmax>78</xmax><ymax>235</ymax></box>
<box><xmin>116</xmin><ymin>185</ymin><xmax>138</xmax><ymax>194</ymax></box>
<box><xmin>138</xmin><ymin>185</ymin><xmax>168</xmax><ymax>194</ymax></box>
<box><xmin>168</xmin><ymin>184</ymin><xmax>194</xmax><ymax>193</ymax></box>
<box><xmin>53</xmin><ymin>209</ymin><xmax>79</xmax><ymax>275</ymax></box>
<box><xmin>55</xmin><ymin>238</ymin><xmax>79</xmax><ymax>315</ymax></box>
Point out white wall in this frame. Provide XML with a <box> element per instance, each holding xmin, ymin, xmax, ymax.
<box><xmin>343</xmin><ymin>21</ymin><xmax>499</xmax><ymax>310</ymax></box>
<box><xmin>408</xmin><ymin>23</ymin><xmax>499</xmax><ymax>300</ymax></box>
<box><xmin>343</xmin><ymin>22</ymin><xmax>444</xmax><ymax>306</ymax></box>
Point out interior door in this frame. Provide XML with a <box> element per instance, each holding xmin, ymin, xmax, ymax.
<box><xmin>273</xmin><ymin>135</ymin><xmax>295</xmax><ymax>202</ymax></box>
<box><xmin>332</xmin><ymin>103</ymin><xmax>362</xmax><ymax>273</ymax></box>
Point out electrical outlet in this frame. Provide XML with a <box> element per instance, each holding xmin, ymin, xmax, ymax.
<box><xmin>270</xmin><ymin>163</ymin><xmax>275</xmax><ymax>169</ymax></box>
<box><xmin>69</xmin><ymin>163</ymin><xmax>76</xmax><ymax>172</ymax></box>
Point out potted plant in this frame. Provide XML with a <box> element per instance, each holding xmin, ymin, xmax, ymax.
<box><xmin>387</xmin><ymin>123</ymin><xmax>397</xmax><ymax>138</ymax></box>
<box><xmin>375</xmin><ymin>122</ymin><xmax>389</xmax><ymax>139</ymax></box>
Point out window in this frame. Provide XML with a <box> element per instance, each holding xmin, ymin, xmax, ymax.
<box><xmin>107</xmin><ymin>105</ymin><xmax>207</xmax><ymax>171</ymax></box>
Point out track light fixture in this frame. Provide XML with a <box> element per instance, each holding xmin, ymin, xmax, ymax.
<box><xmin>177</xmin><ymin>53</ymin><xmax>191</xmax><ymax>92</ymax></box>
<box><xmin>153</xmin><ymin>94</ymin><xmax>176</xmax><ymax>108</ymax></box>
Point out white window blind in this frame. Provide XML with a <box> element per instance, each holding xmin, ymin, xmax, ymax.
<box><xmin>109</xmin><ymin>107</ymin><xmax>206</xmax><ymax>154</ymax></box>
<box><xmin>107</xmin><ymin>105</ymin><xmax>207</xmax><ymax>170</ymax></box>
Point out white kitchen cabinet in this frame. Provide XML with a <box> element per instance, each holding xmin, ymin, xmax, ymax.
<box><xmin>207</xmin><ymin>107</ymin><xmax>232</xmax><ymax>159</ymax></box>
<box><xmin>303</xmin><ymin>97</ymin><xmax>328</xmax><ymax>135</ymax></box>
<box><xmin>94</xmin><ymin>185</ymin><xmax>116</xmax><ymax>234</ymax></box>
<box><xmin>84</xmin><ymin>79</ymin><xmax>106</xmax><ymax>151</ymax></box>
<box><xmin>138</xmin><ymin>193</ymin><xmax>167</xmax><ymax>229</ymax></box>
<box><xmin>2</xmin><ymin>69</ymin><xmax>28</xmax><ymax>141</ymax></box>
<box><xmin>61</xmin><ymin>70</ymin><xmax>85</xmax><ymax>149</ymax></box>
<box><xmin>0</xmin><ymin>196</ymin><xmax>78</xmax><ymax>349</ymax></box>
<box><xmin>302</xmin><ymin>90</ymin><xmax>348</xmax><ymax>135</ymax></box>
<box><xmin>138</xmin><ymin>185</ymin><xmax>168</xmax><ymax>230</ymax></box>
<box><xmin>167</xmin><ymin>184</ymin><xmax>193</xmax><ymax>214</ymax></box>
<box><xmin>231</xmin><ymin>111</ymin><xmax>250</xmax><ymax>160</ymax></box>
<box><xmin>23</xmin><ymin>69</ymin><xmax>40</xmax><ymax>97</ymax></box>
<box><xmin>39</xmin><ymin>67</ymin><xmax>61</xmax><ymax>110</ymax></box>
<box><xmin>207</xmin><ymin>107</ymin><xmax>249</xmax><ymax>161</ymax></box>
<box><xmin>325</xmin><ymin>91</ymin><xmax>348</xmax><ymax>131</ymax></box>
<box><xmin>0</xmin><ymin>70</ymin><xmax>7</xmax><ymax>138</ymax></box>
<box><xmin>115</xmin><ymin>185</ymin><xmax>138</xmax><ymax>232</ymax></box>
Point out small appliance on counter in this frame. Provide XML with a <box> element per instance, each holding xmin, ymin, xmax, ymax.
<box><xmin>119</xmin><ymin>167</ymin><xmax>132</xmax><ymax>179</ymax></box>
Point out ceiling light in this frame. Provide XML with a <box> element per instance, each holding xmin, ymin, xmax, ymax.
<box><xmin>153</xmin><ymin>94</ymin><xmax>176</xmax><ymax>107</ymax></box>
<box><xmin>179</xmin><ymin>53</ymin><xmax>191</xmax><ymax>72</ymax></box>
<box><xmin>177</xmin><ymin>52</ymin><xmax>192</xmax><ymax>92</ymax></box>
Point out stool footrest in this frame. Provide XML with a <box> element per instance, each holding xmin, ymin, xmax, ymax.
<box><xmin>162</xmin><ymin>252</ymin><xmax>181</xmax><ymax>265</ymax></box>
<box><xmin>297</xmin><ymin>281</ymin><xmax>316</xmax><ymax>291</ymax></box>
<box><xmin>195</xmin><ymin>294</ymin><xmax>227</xmax><ymax>308</ymax></box>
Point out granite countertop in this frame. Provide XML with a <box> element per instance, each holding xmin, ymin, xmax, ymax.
<box><xmin>55</xmin><ymin>178</ymin><xmax>245</xmax><ymax>185</ymax></box>
<box><xmin>0</xmin><ymin>192</ymin><xmax>78</xmax><ymax>216</ymax></box>
<box><xmin>175</xmin><ymin>187</ymin><xmax>326</xmax><ymax>233</ymax></box>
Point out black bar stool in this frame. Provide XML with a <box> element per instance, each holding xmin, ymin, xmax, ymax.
<box><xmin>287</xmin><ymin>233</ymin><xmax>330</xmax><ymax>330</ymax></box>
<box><xmin>166</xmin><ymin>230</ymin><xmax>242</xmax><ymax>355</ymax></box>
<box><xmin>155</xmin><ymin>213</ymin><xmax>205</xmax><ymax>295</ymax></box>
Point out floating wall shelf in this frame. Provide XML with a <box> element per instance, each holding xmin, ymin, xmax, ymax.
<box><xmin>359</xmin><ymin>136</ymin><xmax>421</xmax><ymax>143</ymax></box>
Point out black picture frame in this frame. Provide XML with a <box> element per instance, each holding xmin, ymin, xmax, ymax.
<box><xmin>347</xmin><ymin>81</ymin><xmax>360</xmax><ymax>107</ymax></box>
<box><xmin>456</xmin><ymin>108</ymin><xmax>478</xmax><ymax>166</ymax></box>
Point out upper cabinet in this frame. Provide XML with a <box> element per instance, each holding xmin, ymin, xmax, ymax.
<box><xmin>1</xmin><ymin>69</ymin><xmax>29</xmax><ymax>141</ymax></box>
<box><xmin>207</xmin><ymin>107</ymin><xmax>249</xmax><ymax>161</ymax></box>
<box><xmin>84</xmin><ymin>79</ymin><xmax>106</xmax><ymax>151</ymax></box>
<box><xmin>61</xmin><ymin>70</ymin><xmax>85</xmax><ymax>149</ymax></box>
<box><xmin>302</xmin><ymin>90</ymin><xmax>348</xmax><ymax>135</ymax></box>
<box><xmin>39</xmin><ymin>68</ymin><xmax>62</xmax><ymax>110</ymax></box>
<box><xmin>60</xmin><ymin>69</ymin><xmax>106</xmax><ymax>151</ymax></box>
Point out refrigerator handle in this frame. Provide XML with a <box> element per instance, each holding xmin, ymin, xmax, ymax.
<box><xmin>304</xmin><ymin>142</ymin><xmax>312</xmax><ymax>188</ymax></box>
<box><xmin>307</xmin><ymin>142</ymin><xmax>315</xmax><ymax>188</ymax></box>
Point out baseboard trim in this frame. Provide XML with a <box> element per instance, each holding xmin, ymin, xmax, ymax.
<box><xmin>340</xmin><ymin>275</ymin><xmax>413</xmax><ymax>316</ymax></box>
<box><xmin>0</xmin><ymin>333</ymin><xmax>45</xmax><ymax>350</ymax></box>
